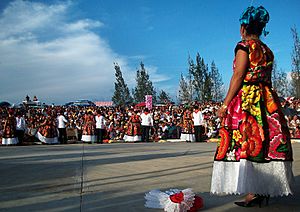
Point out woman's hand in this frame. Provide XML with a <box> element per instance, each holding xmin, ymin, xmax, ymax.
<box><xmin>217</xmin><ymin>106</ymin><xmax>227</xmax><ymax>119</ymax></box>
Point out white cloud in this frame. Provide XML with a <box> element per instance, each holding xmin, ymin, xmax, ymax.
<box><xmin>146</xmin><ymin>65</ymin><xmax>171</xmax><ymax>83</ymax></box>
<box><xmin>0</xmin><ymin>0</ymin><xmax>169</xmax><ymax>104</ymax></box>
<box><xmin>0</xmin><ymin>0</ymin><xmax>68</xmax><ymax>39</ymax></box>
<box><xmin>64</xmin><ymin>19</ymin><xmax>103</xmax><ymax>32</ymax></box>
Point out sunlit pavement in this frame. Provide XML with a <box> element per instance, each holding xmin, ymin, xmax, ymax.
<box><xmin>0</xmin><ymin>142</ymin><xmax>299</xmax><ymax>212</ymax></box>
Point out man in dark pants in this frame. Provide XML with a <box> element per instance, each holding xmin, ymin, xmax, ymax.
<box><xmin>95</xmin><ymin>110</ymin><xmax>106</xmax><ymax>144</ymax></box>
<box><xmin>15</xmin><ymin>111</ymin><xmax>26</xmax><ymax>145</ymax></box>
<box><xmin>193</xmin><ymin>105</ymin><xmax>204</xmax><ymax>142</ymax></box>
<box><xmin>140</xmin><ymin>108</ymin><xmax>153</xmax><ymax>142</ymax></box>
<box><xmin>57</xmin><ymin>110</ymin><xmax>68</xmax><ymax>144</ymax></box>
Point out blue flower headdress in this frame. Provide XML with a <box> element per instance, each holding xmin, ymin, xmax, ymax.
<box><xmin>239</xmin><ymin>6</ymin><xmax>270</xmax><ymax>36</ymax></box>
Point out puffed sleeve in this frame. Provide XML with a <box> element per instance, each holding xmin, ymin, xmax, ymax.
<box><xmin>234</xmin><ymin>40</ymin><xmax>249</xmax><ymax>55</ymax></box>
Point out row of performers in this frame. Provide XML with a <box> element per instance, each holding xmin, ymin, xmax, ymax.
<box><xmin>70</xmin><ymin>108</ymin><xmax>204</xmax><ymax>143</ymax></box>
<box><xmin>1</xmin><ymin>108</ymin><xmax>204</xmax><ymax>145</ymax></box>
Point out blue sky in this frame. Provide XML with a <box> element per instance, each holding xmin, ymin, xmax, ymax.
<box><xmin>0</xmin><ymin>0</ymin><xmax>299</xmax><ymax>104</ymax></box>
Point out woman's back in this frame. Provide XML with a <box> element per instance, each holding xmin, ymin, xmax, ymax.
<box><xmin>235</xmin><ymin>39</ymin><xmax>274</xmax><ymax>84</ymax></box>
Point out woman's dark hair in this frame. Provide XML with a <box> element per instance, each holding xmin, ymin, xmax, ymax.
<box><xmin>242</xmin><ymin>21</ymin><xmax>266</xmax><ymax>36</ymax></box>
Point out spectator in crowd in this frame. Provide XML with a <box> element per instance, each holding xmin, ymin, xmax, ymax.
<box><xmin>33</xmin><ymin>96</ymin><xmax>38</xmax><ymax>101</ymax></box>
<box><xmin>180</xmin><ymin>107</ymin><xmax>194</xmax><ymax>142</ymax></box>
<box><xmin>160</xmin><ymin>121</ymin><xmax>169</xmax><ymax>139</ymax></box>
<box><xmin>140</xmin><ymin>108</ymin><xmax>153</xmax><ymax>142</ymax></box>
<box><xmin>2</xmin><ymin>109</ymin><xmax>18</xmax><ymax>145</ymax></box>
<box><xmin>82</xmin><ymin>110</ymin><xmax>96</xmax><ymax>143</ymax></box>
<box><xmin>57</xmin><ymin>110</ymin><xmax>68</xmax><ymax>144</ymax></box>
<box><xmin>15</xmin><ymin>111</ymin><xmax>26</xmax><ymax>144</ymax></box>
<box><xmin>207</xmin><ymin>119</ymin><xmax>218</xmax><ymax>138</ymax></box>
<box><xmin>193</xmin><ymin>105</ymin><xmax>204</xmax><ymax>142</ymax></box>
<box><xmin>36</xmin><ymin>111</ymin><xmax>58</xmax><ymax>144</ymax></box>
<box><xmin>95</xmin><ymin>110</ymin><xmax>106</xmax><ymax>144</ymax></box>
<box><xmin>75</xmin><ymin>120</ymin><xmax>83</xmax><ymax>141</ymax></box>
<box><xmin>294</xmin><ymin>125</ymin><xmax>300</xmax><ymax>138</ymax></box>
<box><xmin>289</xmin><ymin>115</ymin><xmax>299</xmax><ymax>136</ymax></box>
<box><xmin>124</xmin><ymin>110</ymin><xmax>142</xmax><ymax>142</ymax></box>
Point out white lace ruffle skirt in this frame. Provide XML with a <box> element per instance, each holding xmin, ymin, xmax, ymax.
<box><xmin>180</xmin><ymin>133</ymin><xmax>195</xmax><ymax>142</ymax></box>
<box><xmin>36</xmin><ymin>132</ymin><xmax>59</xmax><ymax>144</ymax></box>
<box><xmin>124</xmin><ymin>135</ymin><xmax>141</xmax><ymax>142</ymax></box>
<box><xmin>210</xmin><ymin>160</ymin><xmax>294</xmax><ymax>197</ymax></box>
<box><xmin>1</xmin><ymin>137</ymin><xmax>19</xmax><ymax>145</ymax></box>
<box><xmin>81</xmin><ymin>135</ymin><xmax>97</xmax><ymax>142</ymax></box>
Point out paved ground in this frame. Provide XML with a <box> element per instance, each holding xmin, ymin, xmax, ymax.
<box><xmin>0</xmin><ymin>142</ymin><xmax>299</xmax><ymax>212</ymax></box>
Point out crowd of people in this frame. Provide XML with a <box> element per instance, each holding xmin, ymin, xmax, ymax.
<box><xmin>0</xmin><ymin>101</ymin><xmax>220</xmax><ymax>145</ymax></box>
<box><xmin>0</xmin><ymin>97</ymin><xmax>300</xmax><ymax>145</ymax></box>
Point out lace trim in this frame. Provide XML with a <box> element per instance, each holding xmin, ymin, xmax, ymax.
<box><xmin>210</xmin><ymin>160</ymin><xmax>294</xmax><ymax>197</ymax></box>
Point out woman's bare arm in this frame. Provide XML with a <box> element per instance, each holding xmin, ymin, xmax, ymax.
<box><xmin>218</xmin><ymin>49</ymin><xmax>249</xmax><ymax>118</ymax></box>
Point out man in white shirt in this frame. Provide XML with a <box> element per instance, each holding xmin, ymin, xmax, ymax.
<box><xmin>95</xmin><ymin>110</ymin><xmax>106</xmax><ymax>144</ymax></box>
<box><xmin>140</xmin><ymin>108</ymin><xmax>153</xmax><ymax>142</ymax></box>
<box><xmin>16</xmin><ymin>111</ymin><xmax>26</xmax><ymax>144</ymax></box>
<box><xmin>193</xmin><ymin>105</ymin><xmax>204</xmax><ymax>142</ymax></box>
<box><xmin>57</xmin><ymin>110</ymin><xmax>68</xmax><ymax>144</ymax></box>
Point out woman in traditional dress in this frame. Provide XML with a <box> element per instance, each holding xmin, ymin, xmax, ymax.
<box><xmin>210</xmin><ymin>6</ymin><xmax>294</xmax><ymax>207</ymax></box>
<box><xmin>36</xmin><ymin>111</ymin><xmax>58</xmax><ymax>144</ymax></box>
<box><xmin>81</xmin><ymin>110</ymin><xmax>97</xmax><ymax>143</ymax></box>
<box><xmin>180</xmin><ymin>108</ymin><xmax>195</xmax><ymax>142</ymax></box>
<box><xmin>124</xmin><ymin>110</ymin><xmax>142</xmax><ymax>142</ymax></box>
<box><xmin>1</xmin><ymin>110</ymin><xmax>19</xmax><ymax>145</ymax></box>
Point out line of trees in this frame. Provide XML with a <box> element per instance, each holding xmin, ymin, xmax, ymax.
<box><xmin>272</xmin><ymin>27</ymin><xmax>300</xmax><ymax>98</ymax></box>
<box><xmin>178</xmin><ymin>53</ymin><xmax>224</xmax><ymax>104</ymax></box>
<box><xmin>291</xmin><ymin>27</ymin><xmax>300</xmax><ymax>98</ymax></box>
<box><xmin>112</xmin><ymin>54</ymin><xmax>224</xmax><ymax>106</ymax></box>
<box><xmin>111</xmin><ymin>27</ymin><xmax>300</xmax><ymax>106</ymax></box>
<box><xmin>112</xmin><ymin>62</ymin><xmax>172</xmax><ymax>106</ymax></box>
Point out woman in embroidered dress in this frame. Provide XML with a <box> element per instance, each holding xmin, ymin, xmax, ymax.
<box><xmin>210</xmin><ymin>6</ymin><xmax>294</xmax><ymax>207</ymax></box>
<box><xmin>81</xmin><ymin>110</ymin><xmax>97</xmax><ymax>143</ymax></box>
<box><xmin>1</xmin><ymin>110</ymin><xmax>19</xmax><ymax>145</ymax></box>
<box><xmin>124</xmin><ymin>110</ymin><xmax>142</xmax><ymax>142</ymax></box>
<box><xmin>180</xmin><ymin>108</ymin><xmax>195</xmax><ymax>142</ymax></box>
<box><xmin>36</xmin><ymin>112</ymin><xmax>58</xmax><ymax>144</ymax></box>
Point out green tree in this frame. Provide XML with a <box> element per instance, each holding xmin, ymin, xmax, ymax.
<box><xmin>157</xmin><ymin>90</ymin><xmax>172</xmax><ymax>103</ymax></box>
<box><xmin>178</xmin><ymin>73</ymin><xmax>192</xmax><ymax>104</ymax></box>
<box><xmin>191</xmin><ymin>53</ymin><xmax>214</xmax><ymax>102</ymax></box>
<box><xmin>112</xmin><ymin>63</ymin><xmax>133</xmax><ymax>106</ymax></box>
<box><xmin>210</xmin><ymin>61</ymin><xmax>224</xmax><ymax>102</ymax></box>
<box><xmin>203</xmin><ymin>66</ymin><xmax>213</xmax><ymax>101</ymax></box>
<box><xmin>133</xmin><ymin>62</ymin><xmax>156</xmax><ymax>103</ymax></box>
<box><xmin>272</xmin><ymin>61</ymin><xmax>289</xmax><ymax>97</ymax></box>
<box><xmin>291</xmin><ymin>27</ymin><xmax>300</xmax><ymax>98</ymax></box>
<box><xmin>191</xmin><ymin>53</ymin><xmax>204</xmax><ymax>101</ymax></box>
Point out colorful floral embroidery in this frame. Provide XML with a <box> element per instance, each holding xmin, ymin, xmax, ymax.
<box><xmin>226</xmin><ymin>149</ymin><xmax>236</xmax><ymax>161</ymax></box>
<box><xmin>216</xmin><ymin>128</ymin><xmax>230</xmax><ymax>160</ymax></box>
<box><xmin>239</xmin><ymin>114</ymin><xmax>263</xmax><ymax>158</ymax></box>
<box><xmin>241</xmin><ymin>40</ymin><xmax>273</xmax><ymax>84</ymax></box>
<box><xmin>235</xmin><ymin>148</ymin><xmax>242</xmax><ymax>161</ymax></box>
<box><xmin>268</xmin><ymin>134</ymin><xmax>286</xmax><ymax>159</ymax></box>
<box><xmin>263</xmin><ymin>86</ymin><xmax>278</xmax><ymax>114</ymax></box>
<box><xmin>249</xmin><ymin>42</ymin><xmax>266</xmax><ymax>68</ymax></box>
<box><xmin>233</xmin><ymin>130</ymin><xmax>242</xmax><ymax>143</ymax></box>
<box><xmin>214</xmin><ymin>39</ymin><xmax>292</xmax><ymax>162</ymax></box>
<box><xmin>225</xmin><ymin>92</ymin><xmax>244</xmax><ymax>129</ymax></box>
<box><xmin>266</xmin><ymin>113</ymin><xmax>281</xmax><ymax>139</ymax></box>
<box><xmin>241</xmin><ymin>84</ymin><xmax>261</xmax><ymax>117</ymax></box>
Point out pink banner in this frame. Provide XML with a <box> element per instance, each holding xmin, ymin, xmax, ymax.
<box><xmin>145</xmin><ymin>95</ymin><xmax>152</xmax><ymax>110</ymax></box>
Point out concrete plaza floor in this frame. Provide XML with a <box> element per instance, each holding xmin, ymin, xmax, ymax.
<box><xmin>0</xmin><ymin>142</ymin><xmax>299</xmax><ymax>212</ymax></box>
